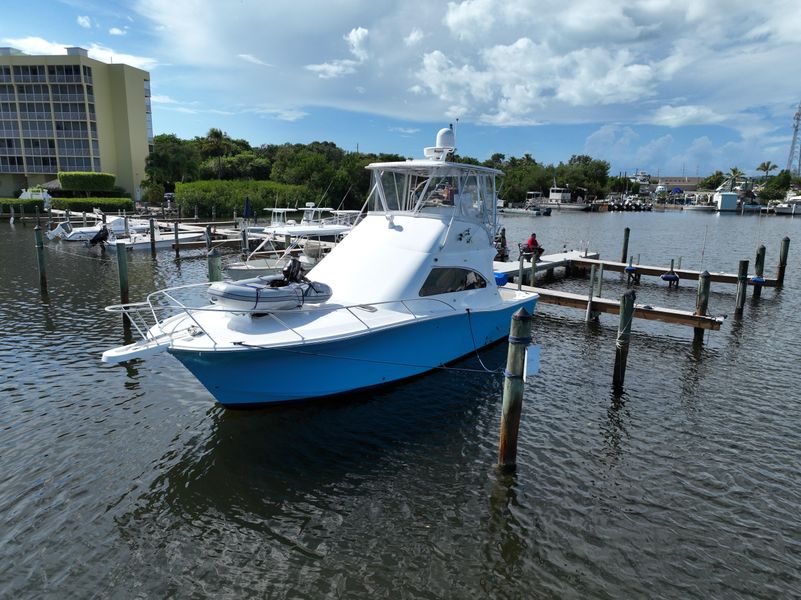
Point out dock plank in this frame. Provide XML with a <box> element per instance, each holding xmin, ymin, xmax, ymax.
<box><xmin>503</xmin><ymin>283</ymin><xmax>725</xmax><ymax>330</ymax></box>
<box><xmin>570</xmin><ymin>257</ymin><xmax>777</xmax><ymax>287</ymax></box>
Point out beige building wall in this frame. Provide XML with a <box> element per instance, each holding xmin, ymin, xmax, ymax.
<box><xmin>0</xmin><ymin>47</ymin><xmax>151</xmax><ymax>198</ymax></box>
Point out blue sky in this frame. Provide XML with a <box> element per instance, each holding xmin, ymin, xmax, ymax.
<box><xmin>4</xmin><ymin>0</ymin><xmax>801</xmax><ymax>177</ymax></box>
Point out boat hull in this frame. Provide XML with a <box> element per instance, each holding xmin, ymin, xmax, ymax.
<box><xmin>171</xmin><ymin>297</ymin><xmax>536</xmax><ymax>406</ymax></box>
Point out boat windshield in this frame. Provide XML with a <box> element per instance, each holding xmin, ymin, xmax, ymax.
<box><xmin>366</xmin><ymin>165</ymin><xmax>497</xmax><ymax>229</ymax></box>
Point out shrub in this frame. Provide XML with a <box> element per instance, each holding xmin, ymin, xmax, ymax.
<box><xmin>58</xmin><ymin>172</ymin><xmax>117</xmax><ymax>194</ymax></box>
<box><xmin>0</xmin><ymin>198</ymin><xmax>46</xmax><ymax>211</ymax></box>
<box><xmin>175</xmin><ymin>179</ymin><xmax>313</xmax><ymax>218</ymax></box>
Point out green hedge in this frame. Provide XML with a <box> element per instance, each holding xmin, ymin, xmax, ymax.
<box><xmin>175</xmin><ymin>180</ymin><xmax>313</xmax><ymax>218</ymax></box>
<box><xmin>51</xmin><ymin>197</ymin><xmax>134</xmax><ymax>212</ymax></box>
<box><xmin>58</xmin><ymin>171</ymin><xmax>116</xmax><ymax>192</ymax></box>
<box><xmin>0</xmin><ymin>198</ymin><xmax>47</xmax><ymax>211</ymax></box>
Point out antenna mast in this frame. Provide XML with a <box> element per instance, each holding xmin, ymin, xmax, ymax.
<box><xmin>787</xmin><ymin>100</ymin><xmax>801</xmax><ymax>177</ymax></box>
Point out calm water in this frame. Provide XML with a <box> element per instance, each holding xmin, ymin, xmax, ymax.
<box><xmin>1</xmin><ymin>211</ymin><xmax>800</xmax><ymax>598</ymax></box>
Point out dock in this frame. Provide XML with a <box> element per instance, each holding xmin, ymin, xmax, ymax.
<box><xmin>570</xmin><ymin>257</ymin><xmax>778</xmax><ymax>287</ymax></box>
<box><xmin>503</xmin><ymin>282</ymin><xmax>725</xmax><ymax>330</ymax></box>
<box><xmin>493</xmin><ymin>250</ymin><xmax>598</xmax><ymax>279</ymax></box>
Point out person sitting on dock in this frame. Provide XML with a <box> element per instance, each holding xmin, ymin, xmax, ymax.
<box><xmin>524</xmin><ymin>232</ymin><xmax>544</xmax><ymax>262</ymax></box>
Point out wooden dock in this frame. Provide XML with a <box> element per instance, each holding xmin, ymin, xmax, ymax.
<box><xmin>570</xmin><ymin>257</ymin><xmax>777</xmax><ymax>287</ymax></box>
<box><xmin>503</xmin><ymin>282</ymin><xmax>725</xmax><ymax>330</ymax></box>
<box><xmin>493</xmin><ymin>250</ymin><xmax>599</xmax><ymax>279</ymax></box>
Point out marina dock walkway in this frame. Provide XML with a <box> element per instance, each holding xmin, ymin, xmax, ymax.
<box><xmin>503</xmin><ymin>282</ymin><xmax>725</xmax><ymax>330</ymax></box>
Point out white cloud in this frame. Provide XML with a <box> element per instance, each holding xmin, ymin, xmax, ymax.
<box><xmin>404</xmin><ymin>28</ymin><xmax>423</xmax><ymax>46</ymax></box>
<box><xmin>77</xmin><ymin>16</ymin><xmax>91</xmax><ymax>29</ymax></box>
<box><xmin>151</xmin><ymin>94</ymin><xmax>178</xmax><ymax>104</ymax></box>
<box><xmin>389</xmin><ymin>126</ymin><xmax>420</xmax><ymax>135</ymax></box>
<box><xmin>109</xmin><ymin>27</ymin><xmax>126</xmax><ymax>36</ymax></box>
<box><xmin>237</xmin><ymin>53</ymin><xmax>271</xmax><ymax>67</ymax></box>
<box><xmin>652</xmin><ymin>105</ymin><xmax>726</xmax><ymax>127</ymax></box>
<box><xmin>306</xmin><ymin>26</ymin><xmax>369</xmax><ymax>79</ymax></box>
<box><xmin>253</xmin><ymin>107</ymin><xmax>308</xmax><ymax>121</ymax></box>
<box><xmin>344</xmin><ymin>27</ymin><xmax>369</xmax><ymax>61</ymax></box>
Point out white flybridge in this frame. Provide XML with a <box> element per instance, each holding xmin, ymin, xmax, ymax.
<box><xmin>101</xmin><ymin>126</ymin><xmax>539</xmax><ymax>406</ymax></box>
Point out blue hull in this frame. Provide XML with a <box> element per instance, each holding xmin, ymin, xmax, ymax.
<box><xmin>172</xmin><ymin>298</ymin><xmax>536</xmax><ymax>406</ymax></box>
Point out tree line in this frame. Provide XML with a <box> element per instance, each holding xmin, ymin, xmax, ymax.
<box><xmin>144</xmin><ymin>128</ymin><xmax>799</xmax><ymax>212</ymax></box>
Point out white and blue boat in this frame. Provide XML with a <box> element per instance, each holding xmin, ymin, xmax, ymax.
<box><xmin>101</xmin><ymin>127</ymin><xmax>539</xmax><ymax>406</ymax></box>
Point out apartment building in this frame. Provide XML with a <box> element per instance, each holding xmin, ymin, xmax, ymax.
<box><xmin>0</xmin><ymin>46</ymin><xmax>152</xmax><ymax>198</ymax></box>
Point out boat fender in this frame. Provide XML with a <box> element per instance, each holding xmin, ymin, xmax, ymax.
<box><xmin>660</xmin><ymin>272</ymin><xmax>679</xmax><ymax>282</ymax></box>
<box><xmin>750</xmin><ymin>276</ymin><xmax>765</xmax><ymax>285</ymax></box>
<box><xmin>624</xmin><ymin>265</ymin><xmax>638</xmax><ymax>273</ymax></box>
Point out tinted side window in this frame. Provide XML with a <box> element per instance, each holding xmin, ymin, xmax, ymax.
<box><xmin>419</xmin><ymin>268</ymin><xmax>487</xmax><ymax>296</ymax></box>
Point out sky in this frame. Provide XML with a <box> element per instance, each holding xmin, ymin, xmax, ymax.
<box><xmin>3</xmin><ymin>0</ymin><xmax>801</xmax><ymax>178</ymax></box>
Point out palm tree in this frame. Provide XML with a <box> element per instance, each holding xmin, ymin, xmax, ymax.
<box><xmin>756</xmin><ymin>161</ymin><xmax>778</xmax><ymax>181</ymax></box>
<box><xmin>726</xmin><ymin>166</ymin><xmax>744</xmax><ymax>191</ymax></box>
<box><xmin>201</xmin><ymin>128</ymin><xmax>230</xmax><ymax>179</ymax></box>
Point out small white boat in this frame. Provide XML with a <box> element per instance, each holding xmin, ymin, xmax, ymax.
<box><xmin>250</xmin><ymin>205</ymin><xmax>361</xmax><ymax>240</ymax></box>
<box><xmin>547</xmin><ymin>186</ymin><xmax>589</xmax><ymax>211</ymax></box>
<box><xmin>47</xmin><ymin>214</ymin><xmax>150</xmax><ymax>241</ymax></box>
<box><xmin>208</xmin><ymin>271</ymin><xmax>333</xmax><ymax>312</ymax></box>
<box><xmin>104</xmin><ymin>229</ymin><xmax>204</xmax><ymax>250</ymax></box>
<box><xmin>224</xmin><ymin>237</ymin><xmax>324</xmax><ymax>280</ymax></box>
<box><xmin>773</xmin><ymin>193</ymin><xmax>801</xmax><ymax>215</ymax></box>
<box><xmin>101</xmin><ymin>126</ymin><xmax>539</xmax><ymax>406</ymax></box>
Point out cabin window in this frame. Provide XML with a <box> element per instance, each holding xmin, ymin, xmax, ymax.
<box><xmin>419</xmin><ymin>268</ymin><xmax>487</xmax><ymax>296</ymax></box>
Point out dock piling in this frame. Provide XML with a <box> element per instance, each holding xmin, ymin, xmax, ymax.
<box><xmin>82</xmin><ymin>211</ymin><xmax>87</xmax><ymax>227</ymax></box>
<box><xmin>694</xmin><ymin>271</ymin><xmax>711</xmax><ymax>344</ymax></box>
<box><xmin>585</xmin><ymin>264</ymin><xmax>597</xmax><ymax>322</ymax></box>
<box><xmin>777</xmin><ymin>237</ymin><xmax>790</xmax><ymax>287</ymax></box>
<box><xmin>34</xmin><ymin>225</ymin><xmax>47</xmax><ymax>290</ymax></box>
<box><xmin>498</xmin><ymin>307</ymin><xmax>532</xmax><ymax>471</ymax></box>
<box><xmin>116</xmin><ymin>241</ymin><xmax>129</xmax><ymax>305</ymax></box>
<box><xmin>517</xmin><ymin>252</ymin><xmax>524</xmax><ymax>291</ymax></box>
<box><xmin>735</xmin><ymin>260</ymin><xmax>749</xmax><ymax>314</ymax></box>
<box><xmin>612</xmin><ymin>291</ymin><xmax>636</xmax><ymax>390</ymax></box>
<box><xmin>149</xmin><ymin>218</ymin><xmax>156</xmax><ymax>254</ymax></box>
<box><xmin>20</xmin><ymin>204</ymin><xmax>25</xmax><ymax>226</ymax></box>
<box><xmin>620</xmin><ymin>227</ymin><xmax>630</xmax><ymax>263</ymax></box>
<box><xmin>173</xmin><ymin>222</ymin><xmax>180</xmax><ymax>257</ymax></box>
<box><xmin>753</xmin><ymin>245</ymin><xmax>766</xmax><ymax>299</ymax></box>
<box><xmin>205</xmin><ymin>224</ymin><xmax>212</xmax><ymax>251</ymax></box>
<box><xmin>124</xmin><ymin>216</ymin><xmax>130</xmax><ymax>238</ymax></box>
<box><xmin>208</xmin><ymin>248</ymin><xmax>222</xmax><ymax>282</ymax></box>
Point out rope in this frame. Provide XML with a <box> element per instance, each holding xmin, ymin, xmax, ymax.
<box><xmin>46</xmin><ymin>244</ymin><xmax>112</xmax><ymax>262</ymax></box>
<box><xmin>465</xmin><ymin>308</ymin><xmax>504</xmax><ymax>374</ymax></box>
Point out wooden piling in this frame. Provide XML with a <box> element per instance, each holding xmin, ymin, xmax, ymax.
<box><xmin>776</xmin><ymin>237</ymin><xmax>790</xmax><ymax>287</ymax></box>
<box><xmin>19</xmin><ymin>203</ymin><xmax>25</xmax><ymax>225</ymax></box>
<box><xmin>498</xmin><ymin>307</ymin><xmax>532</xmax><ymax>471</ymax></box>
<box><xmin>585</xmin><ymin>264</ymin><xmax>597</xmax><ymax>322</ymax></box>
<box><xmin>116</xmin><ymin>241</ymin><xmax>130</xmax><ymax>306</ymax></box>
<box><xmin>149</xmin><ymin>218</ymin><xmax>156</xmax><ymax>254</ymax></box>
<box><xmin>82</xmin><ymin>211</ymin><xmax>87</xmax><ymax>227</ymax></box>
<box><xmin>517</xmin><ymin>251</ymin><xmax>524</xmax><ymax>291</ymax></box>
<box><xmin>194</xmin><ymin>204</ymin><xmax>199</xmax><ymax>220</ymax></box>
<box><xmin>620</xmin><ymin>227</ymin><xmax>630</xmax><ymax>263</ymax></box>
<box><xmin>753</xmin><ymin>244</ymin><xmax>766</xmax><ymax>299</ymax></box>
<box><xmin>735</xmin><ymin>259</ymin><xmax>749</xmax><ymax>315</ymax></box>
<box><xmin>694</xmin><ymin>271</ymin><xmax>711</xmax><ymax>344</ymax></box>
<box><xmin>124</xmin><ymin>216</ymin><xmax>130</xmax><ymax>237</ymax></box>
<box><xmin>34</xmin><ymin>225</ymin><xmax>47</xmax><ymax>289</ymax></box>
<box><xmin>612</xmin><ymin>291</ymin><xmax>636</xmax><ymax>390</ymax></box>
<box><xmin>173</xmin><ymin>222</ymin><xmax>180</xmax><ymax>257</ymax></box>
<box><xmin>205</xmin><ymin>224</ymin><xmax>212</xmax><ymax>251</ymax></box>
<box><xmin>208</xmin><ymin>248</ymin><xmax>222</xmax><ymax>282</ymax></box>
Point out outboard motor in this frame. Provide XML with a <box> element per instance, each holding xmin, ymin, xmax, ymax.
<box><xmin>282</xmin><ymin>257</ymin><xmax>304</xmax><ymax>283</ymax></box>
<box><xmin>89</xmin><ymin>225</ymin><xmax>109</xmax><ymax>247</ymax></box>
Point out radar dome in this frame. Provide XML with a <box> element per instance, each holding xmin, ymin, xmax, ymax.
<box><xmin>435</xmin><ymin>127</ymin><xmax>455</xmax><ymax>149</ymax></box>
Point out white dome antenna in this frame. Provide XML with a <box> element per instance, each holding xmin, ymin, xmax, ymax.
<box><xmin>424</xmin><ymin>124</ymin><xmax>456</xmax><ymax>161</ymax></box>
